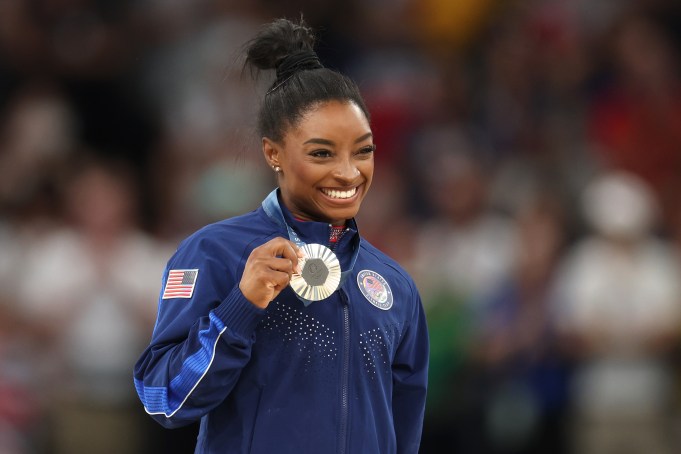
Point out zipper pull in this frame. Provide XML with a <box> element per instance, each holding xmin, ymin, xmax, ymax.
<box><xmin>339</xmin><ymin>288</ymin><xmax>349</xmax><ymax>306</ymax></box>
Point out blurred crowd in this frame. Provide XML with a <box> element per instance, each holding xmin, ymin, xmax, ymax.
<box><xmin>1</xmin><ymin>0</ymin><xmax>681</xmax><ymax>453</ymax></box>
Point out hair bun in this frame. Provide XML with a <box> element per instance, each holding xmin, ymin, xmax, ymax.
<box><xmin>275</xmin><ymin>50</ymin><xmax>323</xmax><ymax>81</ymax></box>
<box><xmin>245</xmin><ymin>18</ymin><xmax>319</xmax><ymax>77</ymax></box>
<box><xmin>243</xmin><ymin>16</ymin><xmax>369</xmax><ymax>142</ymax></box>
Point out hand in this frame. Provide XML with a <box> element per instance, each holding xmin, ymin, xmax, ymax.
<box><xmin>239</xmin><ymin>237</ymin><xmax>304</xmax><ymax>308</ymax></box>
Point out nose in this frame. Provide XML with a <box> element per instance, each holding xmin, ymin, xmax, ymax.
<box><xmin>332</xmin><ymin>159</ymin><xmax>360</xmax><ymax>182</ymax></box>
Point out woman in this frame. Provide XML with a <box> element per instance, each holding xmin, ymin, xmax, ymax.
<box><xmin>134</xmin><ymin>18</ymin><xmax>429</xmax><ymax>454</ymax></box>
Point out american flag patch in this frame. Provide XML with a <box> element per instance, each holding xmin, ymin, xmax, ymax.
<box><xmin>162</xmin><ymin>269</ymin><xmax>199</xmax><ymax>299</ymax></box>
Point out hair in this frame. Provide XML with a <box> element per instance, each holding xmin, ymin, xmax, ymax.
<box><xmin>244</xmin><ymin>17</ymin><xmax>370</xmax><ymax>143</ymax></box>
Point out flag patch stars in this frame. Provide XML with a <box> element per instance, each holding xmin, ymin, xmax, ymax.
<box><xmin>162</xmin><ymin>269</ymin><xmax>199</xmax><ymax>299</ymax></box>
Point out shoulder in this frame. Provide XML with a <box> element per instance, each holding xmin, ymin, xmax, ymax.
<box><xmin>174</xmin><ymin>208</ymin><xmax>279</xmax><ymax>258</ymax></box>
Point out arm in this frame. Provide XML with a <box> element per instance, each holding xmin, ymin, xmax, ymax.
<box><xmin>133</xmin><ymin>234</ymin><xmax>263</xmax><ymax>428</ymax></box>
<box><xmin>133</xmin><ymin>233</ymin><xmax>302</xmax><ymax>428</ymax></box>
<box><xmin>392</xmin><ymin>280</ymin><xmax>429</xmax><ymax>454</ymax></box>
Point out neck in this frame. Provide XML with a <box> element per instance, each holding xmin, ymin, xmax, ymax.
<box><xmin>294</xmin><ymin>216</ymin><xmax>346</xmax><ymax>227</ymax></box>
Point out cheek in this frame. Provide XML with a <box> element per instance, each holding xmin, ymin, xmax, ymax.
<box><xmin>287</xmin><ymin>163</ymin><xmax>324</xmax><ymax>191</ymax></box>
<box><xmin>286</xmin><ymin>161</ymin><xmax>311</xmax><ymax>181</ymax></box>
<box><xmin>360</xmin><ymin>160</ymin><xmax>374</xmax><ymax>183</ymax></box>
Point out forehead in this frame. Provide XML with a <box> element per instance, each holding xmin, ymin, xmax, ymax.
<box><xmin>286</xmin><ymin>100</ymin><xmax>371</xmax><ymax>142</ymax></box>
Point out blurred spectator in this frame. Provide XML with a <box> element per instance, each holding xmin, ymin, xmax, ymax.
<box><xmin>14</xmin><ymin>157</ymin><xmax>173</xmax><ymax>453</ymax></box>
<box><xmin>0</xmin><ymin>82</ymin><xmax>77</xmax><ymax>213</ymax></box>
<box><xmin>136</xmin><ymin>9</ymin><xmax>271</xmax><ymax>237</ymax></box>
<box><xmin>587</xmin><ymin>5</ymin><xmax>681</xmax><ymax>232</ymax></box>
<box><xmin>413</xmin><ymin>129</ymin><xmax>517</xmax><ymax>452</ymax></box>
<box><xmin>0</xmin><ymin>220</ymin><xmax>40</xmax><ymax>453</ymax></box>
<box><xmin>473</xmin><ymin>4</ymin><xmax>546</xmax><ymax>160</ymax></box>
<box><xmin>473</xmin><ymin>192</ymin><xmax>571</xmax><ymax>454</ymax></box>
<box><xmin>553</xmin><ymin>170</ymin><xmax>681</xmax><ymax>454</ymax></box>
<box><xmin>412</xmin><ymin>129</ymin><xmax>517</xmax><ymax>305</ymax></box>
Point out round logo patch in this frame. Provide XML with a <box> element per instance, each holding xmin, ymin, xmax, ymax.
<box><xmin>357</xmin><ymin>270</ymin><xmax>393</xmax><ymax>310</ymax></box>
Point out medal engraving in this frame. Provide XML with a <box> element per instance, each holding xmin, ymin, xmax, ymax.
<box><xmin>301</xmin><ymin>258</ymin><xmax>329</xmax><ymax>286</ymax></box>
<box><xmin>290</xmin><ymin>243</ymin><xmax>341</xmax><ymax>302</ymax></box>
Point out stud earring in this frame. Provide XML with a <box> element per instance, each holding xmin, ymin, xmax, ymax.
<box><xmin>273</xmin><ymin>166</ymin><xmax>281</xmax><ymax>173</ymax></box>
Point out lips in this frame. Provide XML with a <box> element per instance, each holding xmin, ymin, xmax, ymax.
<box><xmin>320</xmin><ymin>187</ymin><xmax>358</xmax><ymax>199</ymax></box>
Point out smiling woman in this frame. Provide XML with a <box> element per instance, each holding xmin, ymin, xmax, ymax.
<box><xmin>264</xmin><ymin>101</ymin><xmax>374</xmax><ymax>225</ymax></box>
<box><xmin>133</xmin><ymin>17</ymin><xmax>429</xmax><ymax>454</ymax></box>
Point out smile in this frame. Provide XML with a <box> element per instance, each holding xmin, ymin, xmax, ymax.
<box><xmin>321</xmin><ymin>187</ymin><xmax>357</xmax><ymax>199</ymax></box>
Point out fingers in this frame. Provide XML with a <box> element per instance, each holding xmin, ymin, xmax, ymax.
<box><xmin>239</xmin><ymin>237</ymin><xmax>307</xmax><ymax>308</ymax></box>
<box><xmin>267</xmin><ymin>238</ymin><xmax>305</xmax><ymax>274</ymax></box>
<box><xmin>255</xmin><ymin>256</ymin><xmax>299</xmax><ymax>278</ymax></box>
<box><xmin>258</xmin><ymin>267</ymin><xmax>293</xmax><ymax>292</ymax></box>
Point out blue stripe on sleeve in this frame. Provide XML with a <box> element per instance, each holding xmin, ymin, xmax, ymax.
<box><xmin>136</xmin><ymin>311</ymin><xmax>227</xmax><ymax>417</ymax></box>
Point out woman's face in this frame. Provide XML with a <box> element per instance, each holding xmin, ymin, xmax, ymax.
<box><xmin>264</xmin><ymin>100</ymin><xmax>374</xmax><ymax>225</ymax></box>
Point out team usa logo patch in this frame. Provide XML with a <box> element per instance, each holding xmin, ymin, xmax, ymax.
<box><xmin>357</xmin><ymin>270</ymin><xmax>393</xmax><ymax>310</ymax></box>
<box><xmin>162</xmin><ymin>269</ymin><xmax>199</xmax><ymax>299</ymax></box>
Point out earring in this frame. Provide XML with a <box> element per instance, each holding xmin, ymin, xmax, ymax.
<box><xmin>273</xmin><ymin>166</ymin><xmax>281</xmax><ymax>173</ymax></box>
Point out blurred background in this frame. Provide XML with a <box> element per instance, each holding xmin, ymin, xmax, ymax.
<box><xmin>1</xmin><ymin>0</ymin><xmax>681</xmax><ymax>453</ymax></box>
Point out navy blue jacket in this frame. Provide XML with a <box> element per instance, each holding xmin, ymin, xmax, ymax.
<box><xmin>134</xmin><ymin>191</ymin><xmax>429</xmax><ymax>453</ymax></box>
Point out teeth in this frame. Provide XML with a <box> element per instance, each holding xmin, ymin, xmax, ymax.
<box><xmin>322</xmin><ymin>187</ymin><xmax>357</xmax><ymax>199</ymax></box>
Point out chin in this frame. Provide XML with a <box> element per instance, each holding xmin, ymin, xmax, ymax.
<box><xmin>323</xmin><ymin>207</ymin><xmax>360</xmax><ymax>224</ymax></box>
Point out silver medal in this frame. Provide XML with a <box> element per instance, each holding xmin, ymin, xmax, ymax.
<box><xmin>290</xmin><ymin>243</ymin><xmax>341</xmax><ymax>301</ymax></box>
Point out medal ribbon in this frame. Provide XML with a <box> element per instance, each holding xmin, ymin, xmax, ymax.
<box><xmin>261</xmin><ymin>189</ymin><xmax>360</xmax><ymax>304</ymax></box>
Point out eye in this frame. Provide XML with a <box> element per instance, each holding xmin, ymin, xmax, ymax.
<box><xmin>357</xmin><ymin>145</ymin><xmax>376</xmax><ymax>156</ymax></box>
<box><xmin>310</xmin><ymin>149</ymin><xmax>332</xmax><ymax>158</ymax></box>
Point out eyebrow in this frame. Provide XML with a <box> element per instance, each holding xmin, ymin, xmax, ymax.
<box><xmin>303</xmin><ymin>132</ymin><xmax>373</xmax><ymax>146</ymax></box>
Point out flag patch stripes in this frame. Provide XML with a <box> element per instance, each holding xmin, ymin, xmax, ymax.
<box><xmin>162</xmin><ymin>269</ymin><xmax>199</xmax><ymax>299</ymax></box>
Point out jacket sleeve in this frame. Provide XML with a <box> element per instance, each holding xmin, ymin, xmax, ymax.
<box><xmin>392</xmin><ymin>279</ymin><xmax>429</xmax><ymax>454</ymax></box>
<box><xmin>133</xmin><ymin>231</ymin><xmax>266</xmax><ymax>428</ymax></box>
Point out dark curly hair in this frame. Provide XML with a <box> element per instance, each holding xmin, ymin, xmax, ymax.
<box><xmin>244</xmin><ymin>17</ymin><xmax>370</xmax><ymax>143</ymax></box>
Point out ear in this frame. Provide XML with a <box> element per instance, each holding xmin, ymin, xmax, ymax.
<box><xmin>262</xmin><ymin>138</ymin><xmax>281</xmax><ymax>169</ymax></box>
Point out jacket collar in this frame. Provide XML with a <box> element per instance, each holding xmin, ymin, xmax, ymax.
<box><xmin>261</xmin><ymin>189</ymin><xmax>361</xmax><ymax>271</ymax></box>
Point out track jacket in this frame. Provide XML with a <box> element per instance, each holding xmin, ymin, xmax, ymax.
<box><xmin>134</xmin><ymin>190</ymin><xmax>429</xmax><ymax>453</ymax></box>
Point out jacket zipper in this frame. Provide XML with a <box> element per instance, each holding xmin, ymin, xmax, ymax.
<box><xmin>331</xmin><ymin>224</ymin><xmax>351</xmax><ymax>454</ymax></box>
<box><xmin>339</xmin><ymin>290</ymin><xmax>350</xmax><ymax>454</ymax></box>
